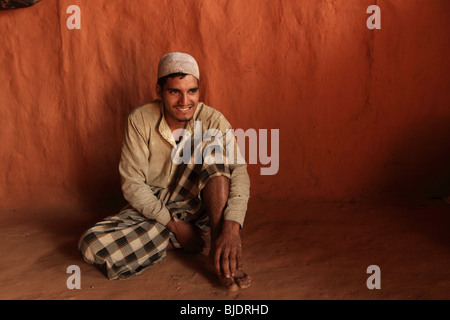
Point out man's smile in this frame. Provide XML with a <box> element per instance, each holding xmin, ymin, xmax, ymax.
<box><xmin>175</xmin><ymin>105</ymin><xmax>194</xmax><ymax>113</ymax></box>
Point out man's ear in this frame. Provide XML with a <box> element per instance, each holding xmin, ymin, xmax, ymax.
<box><xmin>156</xmin><ymin>84</ymin><xmax>162</xmax><ymax>99</ymax></box>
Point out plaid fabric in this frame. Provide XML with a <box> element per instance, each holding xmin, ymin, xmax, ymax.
<box><xmin>78</xmin><ymin>145</ymin><xmax>230</xmax><ymax>280</ymax></box>
<box><xmin>165</xmin><ymin>132</ymin><xmax>231</xmax><ymax>223</ymax></box>
<box><xmin>78</xmin><ymin>210</ymin><xmax>170</xmax><ymax>279</ymax></box>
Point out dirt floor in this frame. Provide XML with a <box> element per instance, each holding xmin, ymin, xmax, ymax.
<box><xmin>1</xmin><ymin>196</ymin><xmax>449</xmax><ymax>300</ymax></box>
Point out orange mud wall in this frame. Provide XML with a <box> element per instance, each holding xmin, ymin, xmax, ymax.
<box><xmin>1</xmin><ymin>0</ymin><xmax>449</xmax><ymax>212</ymax></box>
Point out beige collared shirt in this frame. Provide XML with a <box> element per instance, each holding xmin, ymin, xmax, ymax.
<box><xmin>119</xmin><ymin>100</ymin><xmax>250</xmax><ymax>227</ymax></box>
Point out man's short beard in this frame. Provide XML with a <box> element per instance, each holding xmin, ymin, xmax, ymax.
<box><xmin>161</xmin><ymin>101</ymin><xmax>196</xmax><ymax>124</ymax></box>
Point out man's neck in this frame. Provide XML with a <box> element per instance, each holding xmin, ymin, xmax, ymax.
<box><xmin>166</xmin><ymin>117</ymin><xmax>188</xmax><ymax>133</ymax></box>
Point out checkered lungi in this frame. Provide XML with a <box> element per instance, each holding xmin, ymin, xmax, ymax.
<box><xmin>78</xmin><ymin>138</ymin><xmax>230</xmax><ymax>280</ymax></box>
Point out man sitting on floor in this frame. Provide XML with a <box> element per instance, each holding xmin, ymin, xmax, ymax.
<box><xmin>78</xmin><ymin>52</ymin><xmax>251</xmax><ymax>291</ymax></box>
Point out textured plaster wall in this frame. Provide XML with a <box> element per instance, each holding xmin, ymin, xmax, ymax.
<box><xmin>0</xmin><ymin>0</ymin><xmax>449</xmax><ymax>211</ymax></box>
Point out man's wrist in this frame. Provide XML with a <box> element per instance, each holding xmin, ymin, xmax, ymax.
<box><xmin>222</xmin><ymin>219</ymin><xmax>241</xmax><ymax>233</ymax></box>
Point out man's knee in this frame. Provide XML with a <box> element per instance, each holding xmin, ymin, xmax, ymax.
<box><xmin>202</xmin><ymin>175</ymin><xmax>230</xmax><ymax>199</ymax></box>
<box><xmin>205</xmin><ymin>174</ymin><xmax>230</xmax><ymax>188</ymax></box>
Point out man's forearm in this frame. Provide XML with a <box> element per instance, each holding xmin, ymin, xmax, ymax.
<box><xmin>121</xmin><ymin>181</ymin><xmax>172</xmax><ymax>225</ymax></box>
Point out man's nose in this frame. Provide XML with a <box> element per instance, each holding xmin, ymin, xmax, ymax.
<box><xmin>178</xmin><ymin>93</ymin><xmax>189</xmax><ymax>105</ymax></box>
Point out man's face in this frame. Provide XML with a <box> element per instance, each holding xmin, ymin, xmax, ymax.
<box><xmin>157</xmin><ymin>74</ymin><xmax>199</xmax><ymax>129</ymax></box>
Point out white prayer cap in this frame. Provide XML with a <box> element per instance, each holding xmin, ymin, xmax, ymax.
<box><xmin>157</xmin><ymin>52</ymin><xmax>200</xmax><ymax>80</ymax></box>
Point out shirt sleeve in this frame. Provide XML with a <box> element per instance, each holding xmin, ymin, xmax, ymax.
<box><xmin>224</xmin><ymin>163</ymin><xmax>250</xmax><ymax>228</ymax></box>
<box><xmin>118</xmin><ymin>111</ymin><xmax>172</xmax><ymax>226</ymax></box>
<box><xmin>216</xmin><ymin>115</ymin><xmax>251</xmax><ymax>228</ymax></box>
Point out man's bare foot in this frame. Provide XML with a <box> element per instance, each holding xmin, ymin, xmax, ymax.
<box><xmin>205</xmin><ymin>259</ymin><xmax>252</xmax><ymax>291</ymax></box>
<box><xmin>218</xmin><ymin>274</ymin><xmax>240</xmax><ymax>292</ymax></box>
<box><xmin>232</xmin><ymin>269</ymin><xmax>252</xmax><ymax>289</ymax></box>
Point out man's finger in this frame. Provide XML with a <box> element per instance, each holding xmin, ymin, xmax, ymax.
<box><xmin>221</xmin><ymin>249</ymin><xmax>231</xmax><ymax>278</ymax></box>
<box><xmin>214</xmin><ymin>248</ymin><xmax>222</xmax><ymax>276</ymax></box>
<box><xmin>229</xmin><ymin>247</ymin><xmax>237</xmax><ymax>277</ymax></box>
<box><xmin>236</xmin><ymin>245</ymin><xmax>243</xmax><ymax>270</ymax></box>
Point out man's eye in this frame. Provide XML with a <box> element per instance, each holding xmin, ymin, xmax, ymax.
<box><xmin>189</xmin><ymin>89</ymin><xmax>198</xmax><ymax>94</ymax></box>
<box><xmin>169</xmin><ymin>90</ymin><xmax>179</xmax><ymax>94</ymax></box>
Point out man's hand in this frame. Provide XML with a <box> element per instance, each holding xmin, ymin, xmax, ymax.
<box><xmin>211</xmin><ymin>220</ymin><xmax>242</xmax><ymax>278</ymax></box>
<box><xmin>166</xmin><ymin>219</ymin><xmax>206</xmax><ymax>254</ymax></box>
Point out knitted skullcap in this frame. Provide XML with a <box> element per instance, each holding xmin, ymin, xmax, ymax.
<box><xmin>157</xmin><ymin>52</ymin><xmax>200</xmax><ymax>80</ymax></box>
